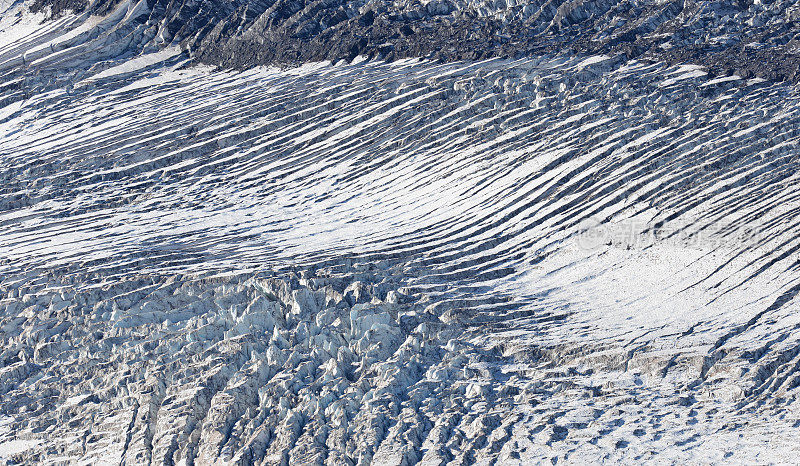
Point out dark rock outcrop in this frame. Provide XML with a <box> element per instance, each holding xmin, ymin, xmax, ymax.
<box><xmin>23</xmin><ymin>0</ymin><xmax>800</xmax><ymax>83</ymax></box>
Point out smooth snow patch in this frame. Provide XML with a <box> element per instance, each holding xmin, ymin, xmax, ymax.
<box><xmin>575</xmin><ymin>55</ymin><xmax>611</xmax><ymax>69</ymax></box>
<box><xmin>701</xmin><ymin>75</ymin><xmax>742</xmax><ymax>87</ymax></box>
<box><xmin>660</xmin><ymin>69</ymin><xmax>707</xmax><ymax>87</ymax></box>
<box><xmin>81</xmin><ymin>47</ymin><xmax>183</xmax><ymax>83</ymax></box>
<box><xmin>0</xmin><ymin>439</ymin><xmax>42</xmax><ymax>458</ymax></box>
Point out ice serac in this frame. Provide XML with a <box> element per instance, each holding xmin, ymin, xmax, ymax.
<box><xmin>2</xmin><ymin>0</ymin><xmax>800</xmax><ymax>464</ymax></box>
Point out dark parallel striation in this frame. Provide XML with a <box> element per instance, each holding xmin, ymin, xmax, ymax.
<box><xmin>4</xmin><ymin>53</ymin><xmax>800</xmax><ymax>463</ymax></box>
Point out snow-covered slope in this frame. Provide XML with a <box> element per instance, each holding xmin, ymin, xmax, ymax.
<box><xmin>3</xmin><ymin>1</ymin><xmax>800</xmax><ymax>464</ymax></box>
<box><xmin>2</xmin><ymin>50</ymin><xmax>800</xmax><ymax>463</ymax></box>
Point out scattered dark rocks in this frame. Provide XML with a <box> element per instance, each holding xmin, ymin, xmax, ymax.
<box><xmin>27</xmin><ymin>0</ymin><xmax>800</xmax><ymax>83</ymax></box>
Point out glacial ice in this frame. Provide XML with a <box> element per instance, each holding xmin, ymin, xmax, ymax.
<box><xmin>2</xmin><ymin>2</ymin><xmax>800</xmax><ymax>463</ymax></box>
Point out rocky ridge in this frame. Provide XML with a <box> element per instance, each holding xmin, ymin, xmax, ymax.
<box><xmin>7</xmin><ymin>0</ymin><xmax>800</xmax><ymax>84</ymax></box>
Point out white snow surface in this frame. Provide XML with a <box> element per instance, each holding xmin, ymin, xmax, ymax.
<box><xmin>1</xmin><ymin>20</ymin><xmax>800</xmax><ymax>465</ymax></box>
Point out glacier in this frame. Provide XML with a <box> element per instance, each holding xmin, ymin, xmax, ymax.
<box><xmin>2</xmin><ymin>0</ymin><xmax>800</xmax><ymax>464</ymax></box>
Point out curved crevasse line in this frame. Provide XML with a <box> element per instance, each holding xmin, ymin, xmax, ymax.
<box><xmin>2</xmin><ymin>51</ymin><xmax>800</xmax><ymax>463</ymax></box>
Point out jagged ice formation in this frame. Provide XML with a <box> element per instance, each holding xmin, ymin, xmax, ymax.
<box><xmin>2</xmin><ymin>0</ymin><xmax>800</xmax><ymax>464</ymax></box>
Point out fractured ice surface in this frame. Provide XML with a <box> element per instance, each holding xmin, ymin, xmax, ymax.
<box><xmin>2</xmin><ymin>16</ymin><xmax>800</xmax><ymax>464</ymax></box>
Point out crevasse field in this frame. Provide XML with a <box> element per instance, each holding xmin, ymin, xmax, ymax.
<box><xmin>2</xmin><ymin>0</ymin><xmax>800</xmax><ymax>463</ymax></box>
